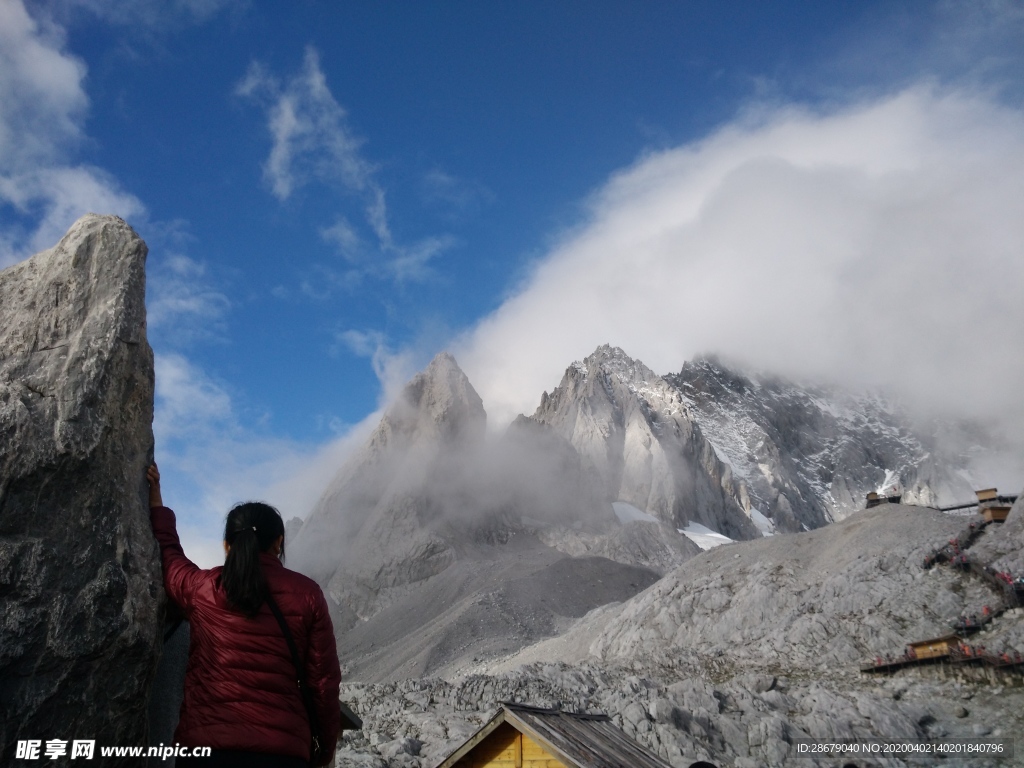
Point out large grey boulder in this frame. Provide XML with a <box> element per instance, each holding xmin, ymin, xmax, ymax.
<box><xmin>0</xmin><ymin>215</ymin><xmax>159</xmax><ymax>760</ymax></box>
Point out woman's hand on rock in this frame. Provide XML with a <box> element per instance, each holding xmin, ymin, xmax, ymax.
<box><xmin>147</xmin><ymin>463</ymin><xmax>163</xmax><ymax>508</ymax></box>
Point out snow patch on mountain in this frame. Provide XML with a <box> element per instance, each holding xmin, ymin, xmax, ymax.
<box><xmin>680</xmin><ymin>522</ymin><xmax>734</xmax><ymax>550</ymax></box>
<box><xmin>750</xmin><ymin>507</ymin><xmax>776</xmax><ymax>536</ymax></box>
<box><xmin>612</xmin><ymin>501</ymin><xmax>659</xmax><ymax>524</ymax></box>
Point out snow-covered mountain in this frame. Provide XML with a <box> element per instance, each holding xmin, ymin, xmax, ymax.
<box><xmin>527</xmin><ymin>345</ymin><xmax>760</xmax><ymax>540</ymax></box>
<box><xmin>291</xmin><ymin>344</ymin><xmax>989</xmax><ymax>681</ymax></box>
<box><xmin>667</xmin><ymin>355</ymin><xmax>978</xmax><ymax>530</ymax></box>
<box><xmin>523</xmin><ymin>344</ymin><xmax>976</xmax><ymax>540</ymax></box>
<box><xmin>285</xmin><ymin>345</ymin><xmax>1015</xmax><ymax>767</ymax></box>
<box><xmin>290</xmin><ymin>352</ymin><xmax>698</xmax><ymax>679</ymax></box>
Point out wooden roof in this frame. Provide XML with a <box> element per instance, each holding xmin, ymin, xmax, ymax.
<box><xmin>434</xmin><ymin>703</ymin><xmax>676</xmax><ymax>768</ymax></box>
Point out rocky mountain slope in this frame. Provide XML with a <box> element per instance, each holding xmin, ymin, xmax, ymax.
<box><xmin>529</xmin><ymin>345</ymin><xmax>760</xmax><ymax>540</ymax></box>
<box><xmin>290</xmin><ymin>353</ymin><xmax>699</xmax><ymax>681</ymax></box>
<box><xmin>0</xmin><ymin>215</ymin><xmax>160</xmax><ymax>763</ymax></box>
<box><xmin>668</xmin><ymin>355</ymin><xmax>978</xmax><ymax>530</ymax></box>
<box><xmin>334</xmin><ymin>495</ymin><xmax>1024</xmax><ymax>768</ymax></box>
<box><xmin>293</xmin><ymin>344</ymin><xmax>1000</xmax><ymax>689</ymax></box>
<box><xmin>287</xmin><ymin>346</ymin><xmax>1019</xmax><ymax>767</ymax></box>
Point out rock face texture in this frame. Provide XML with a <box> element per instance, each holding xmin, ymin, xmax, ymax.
<box><xmin>668</xmin><ymin>355</ymin><xmax>978</xmax><ymax>529</ymax></box>
<box><xmin>0</xmin><ymin>215</ymin><xmax>159</xmax><ymax>760</ymax></box>
<box><xmin>530</xmin><ymin>345</ymin><xmax>761</xmax><ymax>540</ymax></box>
<box><xmin>335</xmin><ymin>505</ymin><xmax>1024</xmax><ymax>768</ymax></box>
<box><xmin>290</xmin><ymin>353</ymin><xmax>695</xmax><ymax>681</ymax></box>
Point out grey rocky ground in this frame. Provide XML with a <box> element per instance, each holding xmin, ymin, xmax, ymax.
<box><xmin>286</xmin><ymin>350</ymin><xmax>1022</xmax><ymax>767</ymax></box>
<box><xmin>333</xmin><ymin>502</ymin><xmax>1024</xmax><ymax>767</ymax></box>
<box><xmin>0</xmin><ymin>215</ymin><xmax>160</xmax><ymax>762</ymax></box>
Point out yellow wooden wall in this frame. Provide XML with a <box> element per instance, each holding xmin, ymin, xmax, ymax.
<box><xmin>910</xmin><ymin>639</ymin><xmax>953</xmax><ymax>659</ymax></box>
<box><xmin>453</xmin><ymin>722</ymin><xmax>568</xmax><ymax>768</ymax></box>
<box><xmin>983</xmin><ymin>506</ymin><xmax>1010</xmax><ymax>522</ymax></box>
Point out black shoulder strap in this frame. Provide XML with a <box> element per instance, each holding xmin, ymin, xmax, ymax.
<box><xmin>163</xmin><ymin>618</ymin><xmax>184</xmax><ymax>643</ymax></box>
<box><xmin>265</xmin><ymin>594</ymin><xmax>323</xmax><ymax>758</ymax></box>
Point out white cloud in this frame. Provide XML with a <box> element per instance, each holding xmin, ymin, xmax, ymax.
<box><xmin>319</xmin><ymin>217</ymin><xmax>361</xmax><ymax>261</ymax></box>
<box><xmin>47</xmin><ymin>0</ymin><xmax>240</xmax><ymax>29</ymax></box>
<box><xmin>147</xmin><ymin>253</ymin><xmax>231</xmax><ymax>345</ymax></box>
<box><xmin>154</xmin><ymin>353</ymin><xmax>233</xmax><ymax>441</ymax></box>
<box><xmin>237</xmin><ymin>48</ymin><xmax>376</xmax><ymax>204</ymax></box>
<box><xmin>238</xmin><ymin>47</ymin><xmax>451</xmax><ymax>285</ymax></box>
<box><xmin>387</xmin><ymin>234</ymin><xmax>455</xmax><ymax>283</ymax></box>
<box><xmin>0</xmin><ymin>0</ymin><xmax>85</xmax><ymax>166</ymax></box>
<box><xmin>336</xmin><ymin>329</ymin><xmax>420</xmax><ymax>407</ymax></box>
<box><xmin>453</xmin><ymin>87</ymin><xmax>1024</xmax><ymax>441</ymax></box>
<box><xmin>0</xmin><ymin>0</ymin><xmax>144</xmax><ymax>268</ymax></box>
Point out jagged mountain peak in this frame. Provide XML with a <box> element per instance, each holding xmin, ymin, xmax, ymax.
<box><xmin>580</xmin><ymin>343</ymin><xmax>657</xmax><ymax>383</ymax></box>
<box><xmin>541</xmin><ymin>344</ymin><xmax>682</xmax><ymax>419</ymax></box>
<box><xmin>531</xmin><ymin>345</ymin><xmax>760</xmax><ymax>540</ymax></box>
<box><xmin>373</xmin><ymin>351</ymin><xmax>485</xmax><ymax>450</ymax></box>
<box><xmin>679</xmin><ymin>353</ymin><xmax>761</xmax><ymax>396</ymax></box>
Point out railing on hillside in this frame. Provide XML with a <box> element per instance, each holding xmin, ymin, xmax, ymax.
<box><xmin>861</xmin><ymin>514</ymin><xmax>1024</xmax><ymax>676</ymax></box>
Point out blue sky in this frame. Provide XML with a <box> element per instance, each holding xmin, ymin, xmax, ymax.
<box><xmin>4</xmin><ymin>1</ymin><xmax>1024</xmax><ymax>564</ymax></box>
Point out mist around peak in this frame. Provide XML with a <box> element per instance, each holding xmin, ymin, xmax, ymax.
<box><xmin>284</xmin><ymin>350</ymin><xmax>706</xmax><ymax>678</ymax></box>
<box><xmin>280</xmin><ymin>338</ymin><xmax>1004</xmax><ymax>689</ymax></box>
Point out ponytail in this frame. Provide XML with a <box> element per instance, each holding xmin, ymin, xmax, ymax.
<box><xmin>221</xmin><ymin>502</ymin><xmax>285</xmax><ymax>617</ymax></box>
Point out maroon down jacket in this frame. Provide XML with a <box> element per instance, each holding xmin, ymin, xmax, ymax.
<box><xmin>150</xmin><ymin>506</ymin><xmax>341</xmax><ymax>763</ymax></box>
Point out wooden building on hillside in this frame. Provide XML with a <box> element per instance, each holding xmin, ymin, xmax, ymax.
<box><xmin>908</xmin><ymin>634</ymin><xmax>960</xmax><ymax>661</ymax></box>
<box><xmin>976</xmin><ymin>488</ymin><xmax>1015</xmax><ymax>523</ymax></box>
<box><xmin>434</xmin><ymin>702</ymin><xmax>712</xmax><ymax>768</ymax></box>
<box><xmin>976</xmin><ymin>488</ymin><xmax>999</xmax><ymax>502</ymax></box>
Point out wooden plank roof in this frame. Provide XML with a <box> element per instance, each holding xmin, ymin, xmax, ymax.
<box><xmin>434</xmin><ymin>702</ymin><xmax>675</xmax><ymax>768</ymax></box>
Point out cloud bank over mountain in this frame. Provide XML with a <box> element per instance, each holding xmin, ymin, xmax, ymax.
<box><xmin>454</xmin><ymin>88</ymin><xmax>1024</xmax><ymax>449</ymax></box>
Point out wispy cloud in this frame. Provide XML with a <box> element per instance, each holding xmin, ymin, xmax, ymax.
<box><xmin>236</xmin><ymin>48</ymin><xmax>377</xmax><ymax>203</ymax></box>
<box><xmin>335</xmin><ymin>329</ymin><xmax>419</xmax><ymax>406</ymax></box>
<box><xmin>237</xmin><ymin>47</ymin><xmax>451</xmax><ymax>285</ymax></box>
<box><xmin>387</xmin><ymin>234</ymin><xmax>455</xmax><ymax>282</ymax></box>
<box><xmin>421</xmin><ymin>168</ymin><xmax>494</xmax><ymax>220</ymax></box>
<box><xmin>147</xmin><ymin>253</ymin><xmax>231</xmax><ymax>345</ymax></box>
<box><xmin>319</xmin><ymin>216</ymin><xmax>362</xmax><ymax>261</ymax></box>
<box><xmin>46</xmin><ymin>0</ymin><xmax>241</xmax><ymax>29</ymax></box>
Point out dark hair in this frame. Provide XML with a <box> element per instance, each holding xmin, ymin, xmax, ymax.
<box><xmin>221</xmin><ymin>501</ymin><xmax>285</xmax><ymax>616</ymax></box>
